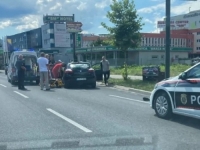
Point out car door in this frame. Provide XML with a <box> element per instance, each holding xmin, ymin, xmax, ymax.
<box><xmin>92</xmin><ymin>63</ymin><xmax>103</xmax><ymax>81</ymax></box>
<box><xmin>174</xmin><ymin>64</ymin><xmax>200</xmax><ymax>117</ymax></box>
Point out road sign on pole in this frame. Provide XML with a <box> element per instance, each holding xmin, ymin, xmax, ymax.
<box><xmin>66</xmin><ymin>22</ymin><xmax>82</xmax><ymax>33</ymax></box>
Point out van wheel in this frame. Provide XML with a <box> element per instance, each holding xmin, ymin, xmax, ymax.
<box><xmin>154</xmin><ymin>92</ymin><xmax>172</xmax><ymax>119</ymax></box>
<box><xmin>11</xmin><ymin>80</ymin><xmax>16</xmax><ymax>85</ymax></box>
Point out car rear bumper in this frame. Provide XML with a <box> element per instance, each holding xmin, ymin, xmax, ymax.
<box><xmin>64</xmin><ymin>77</ymin><xmax>96</xmax><ymax>86</ymax></box>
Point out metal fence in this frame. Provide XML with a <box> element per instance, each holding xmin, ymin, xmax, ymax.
<box><xmin>87</xmin><ymin>58</ymin><xmax>192</xmax><ymax>67</ymax></box>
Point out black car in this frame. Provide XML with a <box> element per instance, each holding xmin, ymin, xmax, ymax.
<box><xmin>63</xmin><ymin>62</ymin><xmax>103</xmax><ymax>88</ymax></box>
<box><xmin>142</xmin><ymin>66</ymin><xmax>160</xmax><ymax>81</ymax></box>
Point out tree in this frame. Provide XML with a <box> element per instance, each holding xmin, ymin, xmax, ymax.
<box><xmin>101</xmin><ymin>0</ymin><xmax>143</xmax><ymax>61</ymax></box>
<box><xmin>92</xmin><ymin>37</ymin><xmax>114</xmax><ymax>47</ymax></box>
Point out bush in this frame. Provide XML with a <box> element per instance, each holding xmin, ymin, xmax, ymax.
<box><xmin>122</xmin><ymin>63</ymin><xmax>128</xmax><ymax>80</ymax></box>
<box><xmin>111</xmin><ymin>64</ymin><xmax>191</xmax><ymax>77</ymax></box>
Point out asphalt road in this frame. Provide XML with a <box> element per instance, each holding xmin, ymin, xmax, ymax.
<box><xmin>0</xmin><ymin>71</ymin><xmax>200</xmax><ymax>150</ymax></box>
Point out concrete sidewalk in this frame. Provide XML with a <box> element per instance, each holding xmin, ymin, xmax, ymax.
<box><xmin>110</xmin><ymin>74</ymin><xmax>142</xmax><ymax>80</ymax></box>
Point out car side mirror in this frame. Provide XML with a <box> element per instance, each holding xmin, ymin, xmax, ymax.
<box><xmin>179</xmin><ymin>72</ymin><xmax>187</xmax><ymax>80</ymax></box>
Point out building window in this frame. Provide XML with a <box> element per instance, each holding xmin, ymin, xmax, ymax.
<box><xmin>152</xmin><ymin>55</ymin><xmax>158</xmax><ymax>59</ymax></box>
<box><xmin>35</xmin><ymin>34</ymin><xmax>38</xmax><ymax>38</ymax></box>
<box><xmin>161</xmin><ymin>55</ymin><xmax>164</xmax><ymax>59</ymax></box>
<box><xmin>175</xmin><ymin>55</ymin><xmax>179</xmax><ymax>59</ymax></box>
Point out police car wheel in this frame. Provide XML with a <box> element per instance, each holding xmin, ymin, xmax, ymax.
<box><xmin>154</xmin><ymin>92</ymin><xmax>172</xmax><ymax>119</ymax></box>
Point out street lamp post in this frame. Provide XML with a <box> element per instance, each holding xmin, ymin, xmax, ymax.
<box><xmin>165</xmin><ymin>0</ymin><xmax>171</xmax><ymax>78</ymax></box>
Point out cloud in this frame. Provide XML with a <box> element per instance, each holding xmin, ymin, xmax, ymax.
<box><xmin>15</xmin><ymin>15</ymin><xmax>40</xmax><ymax>31</ymax></box>
<box><xmin>138</xmin><ymin>3</ymin><xmax>165</xmax><ymax>14</ymax></box>
<box><xmin>0</xmin><ymin>20</ymin><xmax>12</xmax><ymax>29</ymax></box>
<box><xmin>98</xmin><ymin>25</ymin><xmax>103</xmax><ymax>28</ymax></box>
<box><xmin>81</xmin><ymin>30</ymin><xmax>90</xmax><ymax>34</ymax></box>
<box><xmin>171</xmin><ymin>1</ymin><xmax>200</xmax><ymax>16</ymax></box>
<box><xmin>77</xmin><ymin>2</ymin><xmax>87</xmax><ymax>10</ymax></box>
<box><xmin>50</xmin><ymin>2</ymin><xmax>62</xmax><ymax>10</ymax></box>
<box><xmin>143</xmin><ymin>18</ymin><xmax>153</xmax><ymax>24</ymax></box>
<box><xmin>95</xmin><ymin>0</ymin><xmax>112</xmax><ymax>9</ymax></box>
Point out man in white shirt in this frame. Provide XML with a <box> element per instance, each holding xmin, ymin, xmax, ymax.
<box><xmin>37</xmin><ymin>52</ymin><xmax>50</xmax><ymax>90</ymax></box>
<box><xmin>100</xmin><ymin>56</ymin><xmax>110</xmax><ymax>86</ymax></box>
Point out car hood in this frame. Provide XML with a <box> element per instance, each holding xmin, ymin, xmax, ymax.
<box><xmin>162</xmin><ymin>75</ymin><xmax>179</xmax><ymax>81</ymax></box>
<box><xmin>156</xmin><ymin>75</ymin><xmax>180</xmax><ymax>87</ymax></box>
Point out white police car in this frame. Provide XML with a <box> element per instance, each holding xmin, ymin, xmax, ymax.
<box><xmin>150</xmin><ymin>62</ymin><xmax>200</xmax><ymax>119</ymax></box>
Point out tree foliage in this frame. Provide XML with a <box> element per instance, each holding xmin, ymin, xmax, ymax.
<box><xmin>91</xmin><ymin>37</ymin><xmax>115</xmax><ymax>47</ymax></box>
<box><xmin>101</xmin><ymin>0</ymin><xmax>143</xmax><ymax>51</ymax></box>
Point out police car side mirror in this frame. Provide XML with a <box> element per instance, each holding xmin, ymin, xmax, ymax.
<box><xmin>179</xmin><ymin>72</ymin><xmax>187</xmax><ymax>80</ymax></box>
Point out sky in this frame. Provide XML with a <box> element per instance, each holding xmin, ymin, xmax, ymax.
<box><xmin>0</xmin><ymin>0</ymin><xmax>199</xmax><ymax>38</ymax></box>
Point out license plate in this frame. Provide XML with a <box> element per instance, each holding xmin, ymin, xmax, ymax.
<box><xmin>77</xmin><ymin>78</ymin><xmax>86</xmax><ymax>81</ymax></box>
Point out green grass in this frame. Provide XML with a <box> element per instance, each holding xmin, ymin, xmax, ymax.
<box><xmin>110</xmin><ymin>64</ymin><xmax>191</xmax><ymax>77</ymax></box>
<box><xmin>109</xmin><ymin>78</ymin><xmax>156</xmax><ymax>91</ymax></box>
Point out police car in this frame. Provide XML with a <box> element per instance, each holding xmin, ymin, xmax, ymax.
<box><xmin>150</xmin><ymin>62</ymin><xmax>200</xmax><ymax>119</ymax></box>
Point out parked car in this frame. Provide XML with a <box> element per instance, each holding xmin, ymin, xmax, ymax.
<box><xmin>142</xmin><ymin>66</ymin><xmax>161</xmax><ymax>81</ymax></box>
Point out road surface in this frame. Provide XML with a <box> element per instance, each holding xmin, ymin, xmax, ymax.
<box><xmin>0</xmin><ymin>72</ymin><xmax>200</xmax><ymax>150</ymax></box>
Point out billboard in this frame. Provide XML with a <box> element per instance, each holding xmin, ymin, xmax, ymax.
<box><xmin>54</xmin><ymin>24</ymin><xmax>71</xmax><ymax>47</ymax></box>
<box><xmin>66</xmin><ymin>22</ymin><xmax>82</xmax><ymax>33</ymax></box>
<box><xmin>43</xmin><ymin>15</ymin><xmax>73</xmax><ymax>23</ymax></box>
<box><xmin>157</xmin><ymin>20</ymin><xmax>189</xmax><ymax>28</ymax></box>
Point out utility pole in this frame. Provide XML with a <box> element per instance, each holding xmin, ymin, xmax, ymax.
<box><xmin>165</xmin><ymin>0</ymin><xmax>171</xmax><ymax>78</ymax></box>
<box><xmin>72</xmin><ymin>14</ymin><xmax>76</xmax><ymax>62</ymax></box>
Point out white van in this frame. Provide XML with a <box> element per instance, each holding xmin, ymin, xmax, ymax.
<box><xmin>7</xmin><ymin>50</ymin><xmax>40</xmax><ymax>85</ymax></box>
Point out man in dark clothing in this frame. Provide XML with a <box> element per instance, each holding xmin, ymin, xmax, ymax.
<box><xmin>16</xmin><ymin>55</ymin><xmax>26</xmax><ymax>90</ymax></box>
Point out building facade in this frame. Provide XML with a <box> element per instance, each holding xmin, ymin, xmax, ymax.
<box><xmin>158</xmin><ymin>9</ymin><xmax>200</xmax><ymax>56</ymax></box>
<box><xmin>6</xmin><ymin>28</ymin><xmax>42</xmax><ymax>52</ymax></box>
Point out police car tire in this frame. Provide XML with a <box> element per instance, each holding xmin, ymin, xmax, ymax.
<box><xmin>154</xmin><ymin>92</ymin><xmax>172</xmax><ymax>119</ymax></box>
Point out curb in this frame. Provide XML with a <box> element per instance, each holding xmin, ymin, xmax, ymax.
<box><xmin>97</xmin><ymin>82</ymin><xmax>151</xmax><ymax>96</ymax></box>
<box><xmin>113</xmin><ymin>85</ymin><xmax>151</xmax><ymax>95</ymax></box>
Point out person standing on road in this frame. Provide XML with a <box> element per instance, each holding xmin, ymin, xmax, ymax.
<box><xmin>101</xmin><ymin>56</ymin><xmax>110</xmax><ymax>86</ymax></box>
<box><xmin>37</xmin><ymin>52</ymin><xmax>50</xmax><ymax>90</ymax></box>
<box><xmin>16</xmin><ymin>54</ymin><xmax>27</xmax><ymax>90</ymax></box>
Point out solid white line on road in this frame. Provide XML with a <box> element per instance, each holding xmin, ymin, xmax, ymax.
<box><xmin>47</xmin><ymin>108</ymin><xmax>92</xmax><ymax>133</ymax></box>
<box><xmin>109</xmin><ymin>95</ymin><xmax>149</xmax><ymax>104</ymax></box>
<box><xmin>0</xmin><ymin>84</ymin><xmax>7</xmax><ymax>87</ymax></box>
<box><xmin>14</xmin><ymin>91</ymin><xmax>29</xmax><ymax>98</ymax></box>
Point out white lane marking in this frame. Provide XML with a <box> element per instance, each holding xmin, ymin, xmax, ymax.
<box><xmin>0</xmin><ymin>84</ymin><xmax>7</xmax><ymax>87</ymax></box>
<box><xmin>47</xmin><ymin>108</ymin><xmax>92</xmax><ymax>133</ymax></box>
<box><xmin>0</xmin><ymin>76</ymin><xmax>6</xmax><ymax>79</ymax></box>
<box><xmin>14</xmin><ymin>91</ymin><xmax>29</xmax><ymax>98</ymax></box>
<box><xmin>109</xmin><ymin>95</ymin><xmax>149</xmax><ymax>104</ymax></box>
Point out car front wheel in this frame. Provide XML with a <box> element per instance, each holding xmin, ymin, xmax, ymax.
<box><xmin>154</xmin><ymin>92</ymin><xmax>172</xmax><ymax>119</ymax></box>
